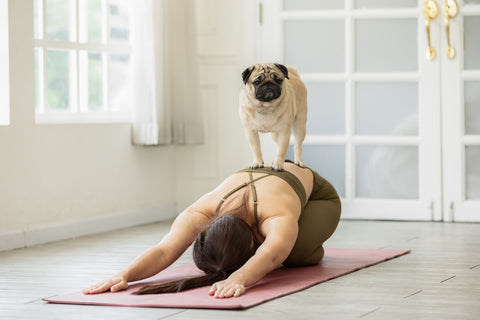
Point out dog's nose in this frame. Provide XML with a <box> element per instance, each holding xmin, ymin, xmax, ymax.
<box><xmin>256</xmin><ymin>83</ymin><xmax>281</xmax><ymax>102</ymax></box>
<box><xmin>263</xmin><ymin>89</ymin><xmax>275</xmax><ymax>100</ymax></box>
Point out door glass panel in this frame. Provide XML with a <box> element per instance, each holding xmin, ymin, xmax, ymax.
<box><xmin>464</xmin><ymin>16</ymin><xmax>480</xmax><ymax>70</ymax></box>
<box><xmin>306</xmin><ymin>83</ymin><xmax>344</xmax><ymax>135</ymax></box>
<box><xmin>356</xmin><ymin>82</ymin><xmax>418</xmax><ymax>135</ymax></box>
<box><xmin>464</xmin><ymin>81</ymin><xmax>480</xmax><ymax>134</ymax></box>
<box><xmin>356</xmin><ymin>146</ymin><xmax>418</xmax><ymax>199</ymax></box>
<box><xmin>466</xmin><ymin>146</ymin><xmax>480</xmax><ymax>200</ymax></box>
<box><xmin>284</xmin><ymin>20</ymin><xmax>344</xmax><ymax>73</ymax></box>
<box><xmin>284</xmin><ymin>0</ymin><xmax>343</xmax><ymax>10</ymax></box>
<box><xmin>355</xmin><ymin>0</ymin><xmax>417</xmax><ymax>8</ymax></box>
<box><xmin>355</xmin><ymin>19</ymin><xmax>417</xmax><ymax>72</ymax></box>
<box><xmin>287</xmin><ymin>145</ymin><xmax>345</xmax><ymax>197</ymax></box>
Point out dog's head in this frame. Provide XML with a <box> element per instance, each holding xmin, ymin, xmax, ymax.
<box><xmin>241</xmin><ymin>63</ymin><xmax>289</xmax><ymax>102</ymax></box>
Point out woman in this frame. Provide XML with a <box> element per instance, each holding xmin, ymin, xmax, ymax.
<box><xmin>83</xmin><ymin>161</ymin><xmax>341</xmax><ymax>298</ymax></box>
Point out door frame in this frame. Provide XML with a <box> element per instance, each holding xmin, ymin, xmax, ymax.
<box><xmin>255</xmin><ymin>0</ymin><xmax>443</xmax><ymax>221</ymax></box>
<box><xmin>441</xmin><ymin>0</ymin><xmax>480</xmax><ymax>222</ymax></box>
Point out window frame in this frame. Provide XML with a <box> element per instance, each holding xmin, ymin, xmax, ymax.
<box><xmin>34</xmin><ymin>0</ymin><xmax>132</xmax><ymax>124</ymax></box>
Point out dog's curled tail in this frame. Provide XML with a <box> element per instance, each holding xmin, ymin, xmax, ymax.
<box><xmin>286</xmin><ymin>65</ymin><xmax>301</xmax><ymax>78</ymax></box>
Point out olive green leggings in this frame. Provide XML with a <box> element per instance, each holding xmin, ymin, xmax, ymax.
<box><xmin>282</xmin><ymin>169</ymin><xmax>342</xmax><ymax>267</ymax></box>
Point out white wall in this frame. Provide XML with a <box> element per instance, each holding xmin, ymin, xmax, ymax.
<box><xmin>1</xmin><ymin>0</ymin><xmax>177</xmax><ymax>250</ymax></box>
<box><xmin>0</xmin><ymin>0</ymin><xmax>9</xmax><ymax>125</ymax></box>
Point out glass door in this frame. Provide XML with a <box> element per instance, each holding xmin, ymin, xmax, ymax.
<box><xmin>442</xmin><ymin>0</ymin><xmax>480</xmax><ymax>221</ymax></box>
<box><xmin>257</xmin><ymin>0</ymin><xmax>442</xmax><ymax>220</ymax></box>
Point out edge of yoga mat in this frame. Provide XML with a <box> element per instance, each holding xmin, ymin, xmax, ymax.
<box><xmin>43</xmin><ymin>248</ymin><xmax>410</xmax><ymax>310</ymax></box>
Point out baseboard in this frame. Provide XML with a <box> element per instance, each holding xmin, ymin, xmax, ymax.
<box><xmin>0</xmin><ymin>206</ymin><xmax>177</xmax><ymax>252</ymax></box>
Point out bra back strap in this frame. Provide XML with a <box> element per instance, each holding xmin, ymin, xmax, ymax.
<box><xmin>215</xmin><ymin>173</ymin><xmax>270</xmax><ymax>215</ymax></box>
<box><xmin>248</xmin><ymin>172</ymin><xmax>260</xmax><ymax>230</ymax></box>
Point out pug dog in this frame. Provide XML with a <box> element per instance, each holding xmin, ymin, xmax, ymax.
<box><xmin>239</xmin><ymin>63</ymin><xmax>307</xmax><ymax>171</ymax></box>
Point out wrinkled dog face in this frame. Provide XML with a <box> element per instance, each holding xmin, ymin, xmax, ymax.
<box><xmin>242</xmin><ymin>64</ymin><xmax>289</xmax><ymax>102</ymax></box>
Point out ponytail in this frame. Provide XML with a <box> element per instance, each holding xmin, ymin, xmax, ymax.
<box><xmin>132</xmin><ymin>271</ymin><xmax>227</xmax><ymax>295</ymax></box>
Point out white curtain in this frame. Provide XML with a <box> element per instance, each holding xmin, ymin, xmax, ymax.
<box><xmin>131</xmin><ymin>0</ymin><xmax>204</xmax><ymax>145</ymax></box>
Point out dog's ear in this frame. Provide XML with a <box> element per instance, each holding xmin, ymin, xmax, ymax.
<box><xmin>241</xmin><ymin>66</ymin><xmax>254</xmax><ymax>85</ymax></box>
<box><xmin>274</xmin><ymin>63</ymin><xmax>289</xmax><ymax>79</ymax></box>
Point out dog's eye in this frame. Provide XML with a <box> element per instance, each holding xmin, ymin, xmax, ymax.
<box><xmin>272</xmin><ymin>74</ymin><xmax>282</xmax><ymax>84</ymax></box>
<box><xmin>253</xmin><ymin>79</ymin><xmax>261</xmax><ymax>86</ymax></box>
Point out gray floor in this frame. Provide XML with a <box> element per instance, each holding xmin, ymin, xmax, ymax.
<box><xmin>1</xmin><ymin>220</ymin><xmax>480</xmax><ymax>320</ymax></box>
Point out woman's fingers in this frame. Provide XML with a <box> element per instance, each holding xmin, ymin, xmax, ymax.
<box><xmin>222</xmin><ymin>287</ymin><xmax>237</xmax><ymax>298</ymax></box>
<box><xmin>83</xmin><ymin>277</ymin><xmax>126</xmax><ymax>294</ymax></box>
<box><xmin>234</xmin><ymin>286</ymin><xmax>245</xmax><ymax>297</ymax></box>
<box><xmin>110</xmin><ymin>280</ymin><xmax>128</xmax><ymax>292</ymax></box>
<box><xmin>209</xmin><ymin>282</ymin><xmax>224</xmax><ymax>297</ymax></box>
<box><xmin>208</xmin><ymin>283</ymin><xmax>217</xmax><ymax>296</ymax></box>
<box><xmin>83</xmin><ymin>280</ymin><xmax>110</xmax><ymax>294</ymax></box>
<box><xmin>208</xmin><ymin>281</ymin><xmax>245</xmax><ymax>298</ymax></box>
<box><xmin>216</xmin><ymin>286</ymin><xmax>228</xmax><ymax>298</ymax></box>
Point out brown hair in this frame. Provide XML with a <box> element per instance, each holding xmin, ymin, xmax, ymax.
<box><xmin>133</xmin><ymin>196</ymin><xmax>256</xmax><ymax>295</ymax></box>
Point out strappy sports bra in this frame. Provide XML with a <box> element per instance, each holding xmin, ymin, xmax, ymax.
<box><xmin>215</xmin><ymin>166</ymin><xmax>307</xmax><ymax>232</ymax></box>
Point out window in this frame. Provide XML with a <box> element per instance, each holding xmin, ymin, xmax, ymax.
<box><xmin>34</xmin><ymin>0</ymin><xmax>132</xmax><ymax>123</ymax></box>
<box><xmin>0</xmin><ymin>0</ymin><xmax>9</xmax><ymax>125</ymax></box>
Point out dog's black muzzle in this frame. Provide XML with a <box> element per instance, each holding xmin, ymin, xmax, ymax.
<box><xmin>255</xmin><ymin>82</ymin><xmax>281</xmax><ymax>102</ymax></box>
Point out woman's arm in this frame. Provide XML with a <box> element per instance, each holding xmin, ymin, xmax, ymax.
<box><xmin>208</xmin><ymin>214</ymin><xmax>298</xmax><ymax>298</ymax></box>
<box><xmin>83</xmin><ymin>205</ymin><xmax>213</xmax><ymax>294</ymax></box>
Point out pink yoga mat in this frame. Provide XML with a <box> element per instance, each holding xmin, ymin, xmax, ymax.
<box><xmin>44</xmin><ymin>248</ymin><xmax>409</xmax><ymax>309</ymax></box>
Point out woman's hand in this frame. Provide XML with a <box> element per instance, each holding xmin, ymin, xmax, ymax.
<box><xmin>83</xmin><ymin>276</ymin><xmax>128</xmax><ymax>294</ymax></box>
<box><xmin>208</xmin><ymin>277</ymin><xmax>246</xmax><ymax>298</ymax></box>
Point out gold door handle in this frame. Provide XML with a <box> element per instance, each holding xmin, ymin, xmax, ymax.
<box><xmin>442</xmin><ymin>0</ymin><xmax>458</xmax><ymax>59</ymax></box>
<box><xmin>423</xmin><ymin>0</ymin><xmax>439</xmax><ymax>61</ymax></box>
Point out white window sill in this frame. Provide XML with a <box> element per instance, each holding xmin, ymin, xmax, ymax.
<box><xmin>35</xmin><ymin>112</ymin><xmax>132</xmax><ymax>125</ymax></box>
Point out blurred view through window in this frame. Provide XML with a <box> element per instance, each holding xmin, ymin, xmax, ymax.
<box><xmin>34</xmin><ymin>0</ymin><xmax>131</xmax><ymax>122</ymax></box>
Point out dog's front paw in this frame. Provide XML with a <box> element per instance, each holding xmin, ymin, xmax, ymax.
<box><xmin>271</xmin><ymin>161</ymin><xmax>285</xmax><ymax>172</ymax></box>
<box><xmin>250</xmin><ymin>161</ymin><xmax>264</xmax><ymax>169</ymax></box>
<box><xmin>294</xmin><ymin>160</ymin><xmax>306</xmax><ymax>168</ymax></box>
